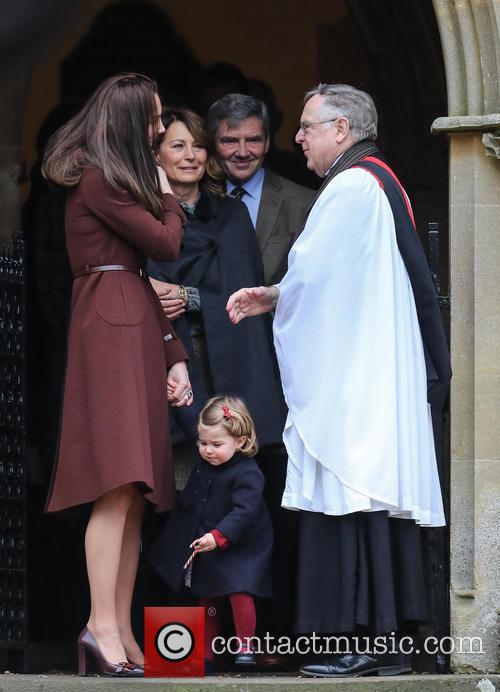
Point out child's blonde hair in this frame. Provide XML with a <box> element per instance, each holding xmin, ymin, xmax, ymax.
<box><xmin>198</xmin><ymin>395</ymin><xmax>258</xmax><ymax>457</ymax></box>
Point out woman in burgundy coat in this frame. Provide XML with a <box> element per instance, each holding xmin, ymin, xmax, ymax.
<box><xmin>42</xmin><ymin>74</ymin><xmax>192</xmax><ymax>677</ymax></box>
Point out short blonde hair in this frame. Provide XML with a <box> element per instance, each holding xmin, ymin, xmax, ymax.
<box><xmin>198</xmin><ymin>395</ymin><xmax>258</xmax><ymax>457</ymax></box>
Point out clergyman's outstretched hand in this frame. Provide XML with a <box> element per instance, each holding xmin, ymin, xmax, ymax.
<box><xmin>226</xmin><ymin>286</ymin><xmax>279</xmax><ymax>324</ymax></box>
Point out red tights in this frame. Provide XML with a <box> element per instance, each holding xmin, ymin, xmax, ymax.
<box><xmin>200</xmin><ymin>593</ymin><xmax>256</xmax><ymax>661</ymax></box>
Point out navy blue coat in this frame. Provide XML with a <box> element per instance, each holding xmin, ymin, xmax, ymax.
<box><xmin>149</xmin><ymin>453</ymin><xmax>273</xmax><ymax>598</ymax></box>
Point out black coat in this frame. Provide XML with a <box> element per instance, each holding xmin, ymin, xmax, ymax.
<box><xmin>149</xmin><ymin>453</ymin><xmax>273</xmax><ymax>598</ymax></box>
<box><xmin>147</xmin><ymin>192</ymin><xmax>287</xmax><ymax>447</ymax></box>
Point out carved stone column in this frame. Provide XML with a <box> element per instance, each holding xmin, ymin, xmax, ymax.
<box><xmin>432</xmin><ymin>0</ymin><xmax>500</xmax><ymax>674</ymax></box>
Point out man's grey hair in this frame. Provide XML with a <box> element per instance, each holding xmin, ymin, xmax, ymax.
<box><xmin>304</xmin><ymin>84</ymin><xmax>378</xmax><ymax>141</ymax></box>
<box><xmin>207</xmin><ymin>93</ymin><xmax>270</xmax><ymax>139</ymax></box>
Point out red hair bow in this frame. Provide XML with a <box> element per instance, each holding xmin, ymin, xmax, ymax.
<box><xmin>222</xmin><ymin>405</ymin><xmax>232</xmax><ymax>419</ymax></box>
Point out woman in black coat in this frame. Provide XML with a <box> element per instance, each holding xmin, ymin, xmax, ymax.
<box><xmin>147</xmin><ymin>108</ymin><xmax>286</xmax><ymax>458</ymax></box>
<box><xmin>150</xmin><ymin>396</ymin><xmax>273</xmax><ymax>670</ymax></box>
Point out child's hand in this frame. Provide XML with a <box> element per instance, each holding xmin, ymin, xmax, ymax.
<box><xmin>183</xmin><ymin>533</ymin><xmax>217</xmax><ymax>570</ymax></box>
<box><xmin>191</xmin><ymin>533</ymin><xmax>216</xmax><ymax>553</ymax></box>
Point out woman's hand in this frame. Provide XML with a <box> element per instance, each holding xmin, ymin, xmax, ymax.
<box><xmin>156</xmin><ymin>165</ymin><xmax>173</xmax><ymax>195</ymax></box>
<box><xmin>167</xmin><ymin>361</ymin><xmax>193</xmax><ymax>407</ymax></box>
<box><xmin>226</xmin><ymin>286</ymin><xmax>279</xmax><ymax>324</ymax></box>
<box><xmin>149</xmin><ymin>277</ymin><xmax>187</xmax><ymax>320</ymax></box>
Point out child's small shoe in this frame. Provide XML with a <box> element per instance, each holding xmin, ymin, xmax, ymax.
<box><xmin>232</xmin><ymin>649</ymin><xmax>257</xmax><ymax>671</ymax></box>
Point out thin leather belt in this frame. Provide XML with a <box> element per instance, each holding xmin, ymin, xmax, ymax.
<box><xmin>73</xmin><ymin>264</ymin><xmax>146</xmax><ymax>279</ymax></box>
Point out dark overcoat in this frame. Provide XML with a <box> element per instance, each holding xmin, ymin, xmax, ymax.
<box><xmin>45</xmin><ymin>167</ymin><xmax>187</xmax><ymax>513</ymax></box>
<box><xmin>147</xmin><ymin>193</ymin><xmax>286</xmax><ymax>447</ymax></box>
<box><xmin>149</xmin><ymin>453</ymin><xmax>273</xmax><ymax>598</ymax></box>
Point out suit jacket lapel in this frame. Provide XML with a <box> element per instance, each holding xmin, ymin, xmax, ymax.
<box><xmin>255</xmin><ymin>170</ymin><xmax>283</xmax><ymax>251</ymax></box>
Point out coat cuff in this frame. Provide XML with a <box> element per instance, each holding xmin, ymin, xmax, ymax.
<box><xmin>211</xmin><ymin>529</ymin><xmax>230</xmax><ymax>549</ymax></box>
<box><xmin>163</xmin><ymin>331</ymin><xmax>188</xmax><ymax>368</ymax></box>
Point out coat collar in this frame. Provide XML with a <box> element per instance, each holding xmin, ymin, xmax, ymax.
<box><xmin>200</xmin><ymin>451</ymin><xmax>249</xmax><ymax>473</ymax></box>
<box><xmin>193</xmin><ymin>190</ymin><xmax>220</xmax><ymax>221</ymax></box>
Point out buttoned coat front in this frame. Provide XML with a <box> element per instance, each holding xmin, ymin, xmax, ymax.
<box><xmin>45</xmin><ymin>167</ymin><xmax>188</xmax><ymax>513</ymax></box>
<box><xmin>149</xmin><ymin>453</ymin><xmax>273</xmax><ymax>598</ymax></box>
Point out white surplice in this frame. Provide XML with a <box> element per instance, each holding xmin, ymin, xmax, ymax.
<box><xmin>273</xmin><ymin>167</ymin><xmax>445</xmax><ymax>527</ymax></box>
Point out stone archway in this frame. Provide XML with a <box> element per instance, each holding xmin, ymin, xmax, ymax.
<box><xmin>432</xmin><ymin>0</ymin><xmax>500</xmax><ymax>674</ymax></box>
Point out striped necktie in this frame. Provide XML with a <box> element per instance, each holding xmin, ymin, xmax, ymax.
<box><xmin>229</xmin><ymin>185</ymin><xmax>245</xmax><ymax>200</ymax></box>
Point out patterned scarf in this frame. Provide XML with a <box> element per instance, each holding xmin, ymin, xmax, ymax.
<box><xmin>178</xmin><ymin>199</ymin><xmax>197</xmax><ymax>217</ymax></box>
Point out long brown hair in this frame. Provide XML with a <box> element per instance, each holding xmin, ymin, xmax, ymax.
<box><xmin>42</xmin><ymin>73</ymin><xmax>164</xmax><ymax>218</ymax></box>
<box><xmin>161</xmin><ymin>108</ymin><xmax>225</xmax><ymax>198</ymax></box>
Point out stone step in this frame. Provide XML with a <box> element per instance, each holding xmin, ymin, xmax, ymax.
<box><xmin>0</xmin><ymin>674</ymin><xmax>499</xmax><ymax>691</ymax></box>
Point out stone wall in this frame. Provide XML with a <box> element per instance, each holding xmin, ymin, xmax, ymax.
<box><xmin>432</xmin><ymin>0</ymin><xmax>500</xmax><ymax>673</ymax></box>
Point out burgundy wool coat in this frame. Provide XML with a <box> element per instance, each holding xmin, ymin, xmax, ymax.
<box><xmin>45</xmin><ymin>167</ymin><xmax>188</xmax><ymax>513</ymax></box>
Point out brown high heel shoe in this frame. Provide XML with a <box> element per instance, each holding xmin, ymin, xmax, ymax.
<box><xmin>77</xmin><ymin>626</ymin><xmax>143</xmax><ymax>677</ymax></box>
<box><xmin>129</xmin><ymin>662</ymin><xmax>144</xmax><ymax>673</ymax></box>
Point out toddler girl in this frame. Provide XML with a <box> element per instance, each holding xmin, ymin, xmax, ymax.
<box><xmin>150</xmin><ymin>395</ymin><xmax>273</xmax><ymax>671</ymax></box>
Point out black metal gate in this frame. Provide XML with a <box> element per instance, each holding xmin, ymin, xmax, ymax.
<box><xmin>426</xmin><ymin>222</ymin><xmax>451</xmax><ymax>674</ymax></box>
<box><xmin>0</xmin><ymin>233</ymin><xmax>27</xmax><ymax>671</ymax></box>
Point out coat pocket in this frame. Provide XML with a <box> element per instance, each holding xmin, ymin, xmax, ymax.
<box><xmin>95</xmin><ymin>272</ymin><xmax>146</xmax><ymax>326</ymax></box>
